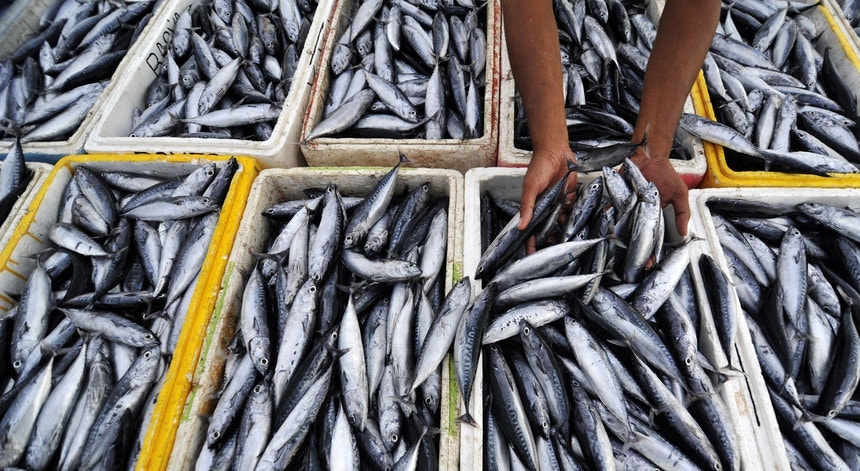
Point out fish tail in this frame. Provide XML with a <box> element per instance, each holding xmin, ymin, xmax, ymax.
<box><xmin>397</xmin><ymin>151</ymin><xmax>410</xmax><ymax>166</ymax></box>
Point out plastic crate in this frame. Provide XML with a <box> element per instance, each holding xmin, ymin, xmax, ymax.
<box><xmin>0</xmin><ymin>0</ymin><xmax>163</xmax><ymax>162</ymax></box>
<box><xmin>167</xmin><ymin>166</ymin><xmax>464</xmax><ymax>470</ymax></box>
<box><xmin>460</xmin><ymin>167</ymin><xmax>784</xmax><ymax>470</ymax></box>
<box><xmin>0</xmin><ymin>162</ymin><xmax>52</xmax><ymax>255</ymax></box>
<box><xmin>0</xmin><ymin>153</ymin><xmax>260</xmax><ymax>471</ymax></box>
<box><xmin>495</xmin><ymin>0</ymin><xmax>708</xmax><ymax>189</ymax></box>
<box><xmin>84</xmin><ymin>0</ymin><xmax>335</xmax><ymax>169</ymax></box>
<box><xmin>298</xmin><ymin>0</ymin><xmax>501</xmax><ymax>174</ymax></box>
<box><xmin>687</xmin><ymin>186</ymin><xmax>860</xmax><ymax>468</ymax></box>
<box><xmin>699</xmin><ymin>1</ymin><xmax>860</xmax><ymax>188</ymax></box>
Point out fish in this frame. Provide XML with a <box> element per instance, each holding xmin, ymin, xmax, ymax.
<box><xmin>0</xmin><ymin>160</ymin><xmax>238</xmax><ymax>469</ymax></box>
<box><xmin>0</xmin><ymin>0</ymin><xmax>156</xmax><ymax>143</ymax></box>
<box><xmin>195</xmin><ymin>158</ymin><xmax>452</xmax><ymax>469</ymax></box>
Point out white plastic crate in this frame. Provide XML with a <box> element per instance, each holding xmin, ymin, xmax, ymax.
<box><xmin>460</xmin><ymin>167</ymin><xmax>781</xmax><ymax>470</ymax></box>
<box><xmin>167</xmin><ymin>166</ymin><xmax>465</xmax><ymax>470</ymax></box>
<box><xmin>299</xmin><ymin>0</ymin><xmax>501</xmax><ymax>174</ymax></box>
<box><xmin>0</xmin><ymin>0</ymin><xmax>162</xmax><ymax>161</ymax></box>
<box><xmin>84</xmin><ymin>0</ymin><xmax>335</xmax><ymax>169</ymax></box>
<box><xmin>688</xmin><ymin>187</ymin><xmax>860</xmax><ymax>470</ymax></box>
<box><xmin>496</xmin><ymin>1</ymin><xmax>708</xmax><ymax>189</ymax></box>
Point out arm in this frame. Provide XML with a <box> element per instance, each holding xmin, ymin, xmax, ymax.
<box><xmin>501</xmin><ymin>0</ymin><xmax>577</xmax><ymax>231</ymax></box>
<box><xmin>630</xmin><ymin>0</ymin><xmax>721</xmax><ymax>236</ymax></box>
<box><xmin>504</xmin><ymin>0</ymin><xmax>720</xmax><ymax>237</ymax></box>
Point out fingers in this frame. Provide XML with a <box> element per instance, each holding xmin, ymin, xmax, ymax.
<box><xmin>672</xmin><ymin>193</ymin><xmax>691</xmax><ymax>237</ymax></box>
<box><xmin>517</xmin><ymin>186</ymin><xmax>537</xmax><ymax>231</ymax></box>
<box><xmin>517</xmin><ymin>168</ymin><xmax>544</xmax><ymax>231</ymax></box>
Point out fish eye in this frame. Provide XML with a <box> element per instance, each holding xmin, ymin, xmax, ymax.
<box><xmin>13</xmin><ymin>361</ymin><xmax>21</xmax><ymax>369</ymax></box>
<box><xmin>542</xmin><ymin>421</ymin><xmax>549</xmax><ymax>429</ymax></box>
<box><xmin>345</xmin><ymin>235</ymin><xmax>352</xmax><ymax>243</ymax></box>
<box><xmin>685</xmin><ymin>357</ymin><xmax>693</xmax><ymax>366</ymax></box>
<box><xmin>425</xmin><ymin>397</ymin><xmax>433</xmax><ymax>406</ymax></box>
<box><xmin>391</xmin><ymin>434</ymin><xmax>399</xmax><ymax>443</ymax></box>
<box><xmin>313</xmin><ymin>274</ymin><xmax>321</xmax><ymax>282</ymax></box>
<box><xmin>331</xmin><ymin>332</ymin><xmax>338</xmax><ymax>340</ymax></box>
<box><xmin>144</xmin><ymin>351</ymin><xmax>152</xmax><ymax>358</ymax></box>
<box><xmin>523</xmin><ymin>326</ymin><xmax>530</xmax><ymax>335</ymax></box>
<box><xmin>254</xmin><ymin>385</ymin><xmax>264</xmax><ymax>394</ymax></box>
<box><xmin>212</xmin><ymin>431</ymin><xmax>221</xmax><ymax>440</ymax></box>
<box><xmin>310</xmin><ymin>286</ymin><xmax>317</xmax><ymax>293</ymax></box>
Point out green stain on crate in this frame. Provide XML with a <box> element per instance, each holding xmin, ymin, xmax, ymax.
<box><xmin>452</xmin><ymin>262</ymin><xmax>463</xmax><ymax>282</ymax></box>
<box><xmin>447</xmin><ymin>356</ymin><xmax>459</xmax><ymax>438</ymax></box>
<box><xmin>180</xmin><ymin>262</ymin><xmax>235</xmax><ymax>422</ymax></box>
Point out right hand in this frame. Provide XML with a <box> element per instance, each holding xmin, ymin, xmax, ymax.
<box><xmin>518</xmin><ymin>147</ymin><xmax>578</xmax><ymax>233</ymax></box>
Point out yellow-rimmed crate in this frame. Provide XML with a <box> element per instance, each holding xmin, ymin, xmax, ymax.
<box><xmin>700</xmin><ymin>0</ymin><xmax>860</xmax><ymax>188</ymax></box>
<box><xmin>496</xmin><ymin>0</ymin><xmax>709</xmax><ymax>188</ymax></box>
<box><xmin>0</xmin><ymin>153</ymin><xmax>260</xmax><ymax>470</ymax></box>
<box><xmin>167</xmin><ymin>166</ymin><xmax>464</xmax><ymax>470</ymax></box>
<box><xmin>299</xmin><ymin>0</ymin><xmax>501</xmax><ymax>174</ymax></box>
<box><xmin>0</xmin><ymin>162</ymin><xmax>53</xmax><ymax>255</ymax></box>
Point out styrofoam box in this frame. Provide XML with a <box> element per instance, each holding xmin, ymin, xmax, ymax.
<box><xmin>687</xmin><ymin>187</ymin><xmax>860</xmax><ymax>469</ymax></box>
<box><xmin>299</xmin><ymin>0</ymin><xmax>501</xmax><ymax>174</ymax></box>
<box><xmin>495</xmin><ymin>1</ymin><xmax>708</xmax><ymax>188</ymax></box>
<box><xmin>0</xmin><ymin>154</ymin><xmax>261</xmax><ymax>471</ymax></box>
<box><xmin>0</xmin><ymin>162</ymin><xmax>52</xmax><ymax>256</ymax></box>
<box><xmin>167</xmin><ymin>166</ymin><xmax>465</xmax><ymax>470</ymax></box>
<box><xmin>460</xmin><ymin>166</ymin><xmax>783</xmax><ymax>470</ymax></box>
<box><xmin>0</xmin><ymin>0</ymin><xmax>163</xmax><ymax>162</ymax></box>
<box><xmin>84</xmin><ymin>0</ymin><xmax>335</xmax><ymax>169</ymax></box>
<box><xmin>700</xmin><ymin>0</ymin><xmax>860</xmax><ymax>188</ymax></box>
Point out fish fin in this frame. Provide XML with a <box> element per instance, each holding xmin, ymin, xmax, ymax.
<box><xmin>393</xmin><ymin>394</ymin><xmax>418</xmax><ymax>416</ymax></box>
<box><xmin>637</xmin><ymin>125</ymin><xmax>650</xmax><ymax>158</ymax></box>
<box><xmin>456</xmin><ymin>412</ymin><xmax>478</xmax><ymax>427</ymax></box>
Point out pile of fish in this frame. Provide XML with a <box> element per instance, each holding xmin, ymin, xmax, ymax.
<box><xmin>128</xmin><ymin>0</ymin><xmax>320</xmax><ymax>139</ymax></box>
<box><xmin>0</xmin><ymin>158</ymin><xmax>238</xmax><ymax>469</ymax></box>
<box><xmin>0</xmin><ymin>0</ymin><xmax>158</xmax><ymax>143</ymax></box>
<box><xmin>707</xmin><ymin>196</ymin><xmax>860</xmax><ymax>469</ymax></box>
<box><xmin>195</xmin><ymin>156</ymin><xmax>462</xmax><ymax>470</ymax></box>
<box><xmin>459</xmin><ymin>162</ymin><xmax>743</xmax><ymax>470</ymax></box>
<box><xmin>678</xmin><ymin>0</ymin><xmax>860</xmax><ymax>176</ymax></box>
<box><xmin>0</xmin><ymin>138</ymin><xmax>33</xmax><ymax>225</ymax></box>
<box><xmin>305</xmin><ymin>0</ymin><xmax>488</xmax><ymax>140</ymax></box>
<box><xmin>511</xmin><ymin>0</ymin><xmax>696</xmax><ymax>161</ymax></box>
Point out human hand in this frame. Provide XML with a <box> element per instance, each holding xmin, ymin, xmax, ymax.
<box><xmin>629</xmin><ymin>149</ymin><xmax>690</xmax><ymax>237</ymax></box>
<box><xmin>518</xmin><ymin>148</ymin><xmax>578</xmax><ymax>232</ymax></box>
